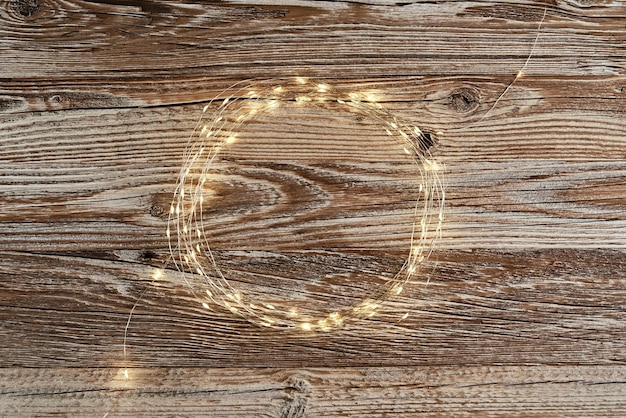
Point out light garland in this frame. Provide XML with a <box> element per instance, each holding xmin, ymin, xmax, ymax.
<box><xmin>167</xmin><ymin>77</ymin><xmax>444</xmax><ymax>331</ymax></box>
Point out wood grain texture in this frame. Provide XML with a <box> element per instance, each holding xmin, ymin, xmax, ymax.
<box><xmin>1</xmin><ymin>366</ymin><xmax>625</xmax><ymax>417</ymax></box>
<box><xmin>1</xmin><ymin>0</ymin><xmax>625</xmax><ymax>416</ymax></box>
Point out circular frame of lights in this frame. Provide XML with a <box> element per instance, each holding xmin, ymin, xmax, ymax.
<box><xmin>167</xmin><ymin>77</ymin><xmax>444</xmax><ymax>331</ymax></box>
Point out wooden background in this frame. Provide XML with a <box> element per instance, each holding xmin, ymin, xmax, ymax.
<box><xmin>1</xmin><ymin>0</ymin><xmax>625</xmax><ymax>416</ymax></box>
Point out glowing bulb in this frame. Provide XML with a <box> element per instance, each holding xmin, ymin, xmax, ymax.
<box><xmin>317</xmin><ymin>83</ymin><xmax>329</xmax><ymax>92</ymax></box>
<box><xmin>301</xmin><ymin>322</ymin><xmax>312</xmax><ymax>331</ymax></box>
<box><xmin>365</xmin><ymin>93</ymin><xmax>378</xmax><ymax>103</ymax></box>
<box><xmin>226</xmin><ymin>135</ymin><xmax>237</xmax><ymax>144</ymax></box>
<box><xmin>152</xmin><ymin>269</ymin><xmax>163</xmax><ymax>280</ymax></box>
<box><xmin>424</xmin><ymin>159</ymin><xmax>441</xmax><ymax>171</ymax></box>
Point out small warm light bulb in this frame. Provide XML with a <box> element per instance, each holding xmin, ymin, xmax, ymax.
<box><xmin>365</xmin><ymin>92</ymin><xmax>378</xmax><ymax>103</ymax></box>
<box><xmin>317</xmin><ymin>83</ymin><xmax>329</xmax><ymax>93</ymax></box>
<box><xmin>152</xmin><ymin>269</ymin><xmax>163</xmax><ymax>280</ymax></box>
<box><xmin>226</xmin><ymin>135</ymin><xmax>237</xmax><ymax>144</ymax></box>
<box><xmin>424</xmin><ymin>159</ymin><xmax>440</xmax><ymax>171</ymax></box>
<box><xmin>301</xmin><ymin>322</ymin><xmax>312</xmax><ymax>331</ymax></box>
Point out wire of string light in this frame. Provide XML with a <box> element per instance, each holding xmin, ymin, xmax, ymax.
<box><xmin>166</xmin><ymin>77</ymin><xmax>444</xmax><ymax>331</ymax></box>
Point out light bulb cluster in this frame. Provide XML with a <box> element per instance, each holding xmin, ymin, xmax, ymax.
<box><xmin>167</xmin><ymin>77</ymin><xmax>444</xmax><ymax>331</ymax></box>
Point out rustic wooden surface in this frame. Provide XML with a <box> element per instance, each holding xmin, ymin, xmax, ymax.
<box><xmin>1</xmin><ymin>0</ymin><xmax>626</xmax><ymax>416</ymax></box>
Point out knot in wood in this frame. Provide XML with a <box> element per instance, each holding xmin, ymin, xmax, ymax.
<box><xmin>419</xmin><ymin>130</ymin><xmax>435</xmax><ymax>151</ymax></box>
<box><xmin>11</xmin><ymin>0</ymin><xmax>39</xmax><ymax>17</ymax></box>
<box><xmin>288</xmin><ymin>375</ymin><xmax>311</xmax><ymax>393</ymax></box>
<box><xmin>449</xmin><ymin>87</ymin><xmax>479</xmax><ymax>113</ymax></box>
<box><xmin>149</xmin><ymin>204</ymin><xmax>164</xmax><ymax>217</ymax></box>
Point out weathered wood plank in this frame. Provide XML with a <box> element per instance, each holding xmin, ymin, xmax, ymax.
<box><xmin>1</xmin><ymin>366</ymin><xmax>625</xmax><ymax>417</ymax></box>
<box><xmin>1</xmin><ymin>249</ymin><xmax>624</xmax><ymax>368</ymax></box>
<box><xmin>1</xmin><ymin>1</ymin><xmax>625</xmax><ymax>113</ymax></box>
<box><xmin>1</xmin><ymin>102</ymin><xmax>625</xmax><ymax>251</ymax></box>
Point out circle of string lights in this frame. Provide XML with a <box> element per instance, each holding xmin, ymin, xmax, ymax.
<box><xmin>167</xmin><ymin>77</ymin><xmax>444</xmax><ymax>331</ymax></box>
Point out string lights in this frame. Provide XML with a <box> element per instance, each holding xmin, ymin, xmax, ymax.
<box><xmin>167</xmin><ymin>77</ymin><xmax>445</xmax><ymax>331</ymax></box>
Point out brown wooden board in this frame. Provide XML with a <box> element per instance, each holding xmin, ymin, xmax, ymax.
<box><xmin>1</xmin><ymin>0</ymin><xmax>625</xmax><ymax>415</ymax></box>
